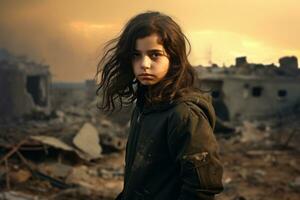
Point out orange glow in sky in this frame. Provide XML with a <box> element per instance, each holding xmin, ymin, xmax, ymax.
<box><xmin>0</xmin><ymin>0</ymin><xmax>299</xmax><ymax>81</ymax></box>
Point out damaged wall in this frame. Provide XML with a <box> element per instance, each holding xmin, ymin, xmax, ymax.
<box><xmin>197</xmin><ymin>56</ymin><xmax>300</xmax><ymax>123</ymax></box>
<box><xmin>201</xmin><ymin>76</ymin><xmax>300</xmax><ymax>122</ymax></box>
<box><xmin>0</xmin><ymin>49</ymin><xmax>51</xmax><ymax>119</ymax></box>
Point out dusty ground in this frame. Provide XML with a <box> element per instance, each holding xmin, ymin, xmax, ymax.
<box><xmin>216</xmin><ymin>135</ymin><xmax>300</xmax><ymax>200</ymax></box>
<box><xmin>1</xmin><ymin>86</ymin><xmax>299</xmax><ymax>199</ymax></box>
<box><xmin>1</xmin><ymin>125</ymin><xmax>299</xmax><ymax>200</ymax></box>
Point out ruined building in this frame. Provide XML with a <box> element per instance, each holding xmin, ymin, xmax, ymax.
<box><xmin>196</xmin><ymin>56</ymin><xmax>300</xmax><ymax>123</ymax></box>
<box><xmin>0</xmin><ymin>49</ymin><xmax>51</xmax><ymax>119</ymax></box>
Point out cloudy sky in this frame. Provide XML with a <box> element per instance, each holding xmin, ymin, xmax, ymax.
<box><xmin>0</xmin><ymin>0</ymin><xmax>299</xmax><ymax>81</ymax></box>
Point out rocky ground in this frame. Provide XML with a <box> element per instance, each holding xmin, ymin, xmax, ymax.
<box><xmin>0</xmin><ymin>88</ymin><xmax>299</xmax><ymax>200</ymax></box>
<box><xmin>216</xmin><ymin>125</ymin><xmax>300</xmax><ymax>200</ymax></box>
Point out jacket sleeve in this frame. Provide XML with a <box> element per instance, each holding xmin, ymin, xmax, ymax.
<box><xmin>167</xmin><ymin>104</ymin><xmax>224</xmax><ymax>200</ymax></box>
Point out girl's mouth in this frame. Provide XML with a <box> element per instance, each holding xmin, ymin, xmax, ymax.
<box><xmin>138</xmin><ymin>74</ymin><xmax>155</xmax><ymax>79</ymax></box>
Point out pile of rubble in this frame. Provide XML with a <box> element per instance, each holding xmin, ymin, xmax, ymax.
<box><xmin>0</xmin><ymin>49</ymin><xmax>299</xmax><ymax>199</ymax></box>
<box><xmin>1</xmin><ymin>103</ymin><xmax>299</xmax><ymax>200</ymax></box>
<box><xmin>0</xmin><ymin>96</ymin><xmax>129</xmax><ymax>199</ymax></box>
<box><xmin>217</xmin><ymin>113</ymin><xmax>300</xmax><ymax>200</ymax></box>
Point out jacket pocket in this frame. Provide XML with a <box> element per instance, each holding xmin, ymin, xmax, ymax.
<box><xmin>183</xmin><ymin>152</ymin><xmax>223</xmax><ymax>192</ymax></box>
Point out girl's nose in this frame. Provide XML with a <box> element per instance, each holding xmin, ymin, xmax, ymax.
<box><xmin>141</xmin><ymin>55</ymin><xmax>151</xmax><ymax>70</ymax></box>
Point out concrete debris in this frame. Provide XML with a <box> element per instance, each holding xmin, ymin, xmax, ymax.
<box><xmin>0</xmin><ymin>191</ymin><xmax>43</xmax><ymax>200</ymax></box>
<box><xmin>30</xmin><ymin>133</ymin><xmax>101</xmax><ymax>161</ymax></box>
<box><xmin>1</xmin><ymin>49</ymin><xmax>300</xmax><ymax>199</ymax></box>
<box><xmin>239</xmin><ymin>121</ymin><xmax>269</xmax><ymax>143</ymax></box>
<box><xmin>253</xmin><ymin>169</ymin><xmax>266</xmax><ymax>177</ymax></box>
<box><xmin>9</xmin><ymin>169</ymin><xmax>32</xmax><ymax>184</ymax></box>
<box><xmin>223</xmin><ymin>176</ymin><xmax>232</xmax><ymax>184</ymax></box>
<box><xmin>73</xmin><ymin>123</ymin><xmax>102</xmax><ymax>160</ymax></box>
<box><xmin>65</xmin><ymin>165</ymin><xmax>123</xmax><ymax>198</ymax></box>
<box><xmin>289</xmin><ymin>176</ymin><xmax>300</xmax><ymax>192</ymax></box>
<box><xmin>30</xmin><ymin>136</ymin><xmax>74</xmax><ymax>152</ymax></box>
<box><xmin>38</xmin><ymin>163</ymin><xmax>72</xmax><ymax>180</ymax></box>
<box><xmin>98</xmin><ymin>167</ymin><xmax>124</xmax><ymax>179</ymax></box>
<box><xmin>99</xmin><ymin>118</ymin><xmax>114</xmax><ymax>128</ymax></box>
<box><xmin>47</xmin><ymin>187</ymin><xmax>93</xmax><ymax>200</ymax></box>
<box><xmin>101</xmin><ymin>134</ymin><xmax>126</xmax><ymax>152</ymax></box>
<box><xmin>65</xmin><ymin>165</ymin><xmax>92</xmax><ymax>186</ymax></box>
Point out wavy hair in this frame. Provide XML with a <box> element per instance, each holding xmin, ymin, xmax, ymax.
<box><xmin>96</xmin><ymin>11</ymin><xmax>197</xmax><ymax>112</ymax></box>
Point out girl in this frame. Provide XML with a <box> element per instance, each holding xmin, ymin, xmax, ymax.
<box><xmin>96</xmin><ymin>11</ymin><xmax>223</xmax><ymax>200</ymax></box>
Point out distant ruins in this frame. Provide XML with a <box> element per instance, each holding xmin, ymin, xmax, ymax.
<box><xmin>0</xmin><ymin>49</ymin><xmax>51</xmax><ymax>119</ymax></box>
<box><xmin>196</xmin><ymin>56</ymin><xmax>300</xmax><ymax>123</ymax></box>
<box><xmin>1</xmin><ymin>48</ymin><xmax>299</xmax><ymax>125</ymax></box>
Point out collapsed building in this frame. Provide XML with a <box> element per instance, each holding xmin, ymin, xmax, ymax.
<box><xmin>0</xmin><ymin>49</ymin><xmax>51</xmax><ymax>119</ymax></box>
<box><xmin>196</xmin><ymin>56</ymin><xmax>300</xmax><ymax>123</ymax></box>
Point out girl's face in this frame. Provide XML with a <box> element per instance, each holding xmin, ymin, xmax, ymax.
<box><xmin>132</xmin><ymin>33</ymin><xmax>170</xmax><ymax>86</ymax></box>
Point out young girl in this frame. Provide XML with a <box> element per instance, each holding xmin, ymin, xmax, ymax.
<box><xmin>96</xmin><ymin>11</ymin><xmax>223</xmax><ymax>200</ymax></box>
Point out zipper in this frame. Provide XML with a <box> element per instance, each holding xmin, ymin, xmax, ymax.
<box><xmin>132</xmin><ymin>109</ymin><xmax>143</xmax><ymax>159</ymax></box>
<box><xmin>124</xmin><ymin>108</ymin><xmax>144</xmax><ymax>197</ymax></box>
<box><xmin>137</xmin><ymin>111</ymin><xmax>142</xmax><ymax>124</ymax></box>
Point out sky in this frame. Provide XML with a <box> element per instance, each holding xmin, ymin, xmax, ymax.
<box><xmin>0</xmin><ymin>0</ymin><xmax>299</xmax><ymax>81</ymax></box>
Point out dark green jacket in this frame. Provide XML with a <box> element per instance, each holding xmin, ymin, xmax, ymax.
<box><xmin>117</xmin><ymin>91</ymin><xmax>223</xmax><ymax>200</ymax></box>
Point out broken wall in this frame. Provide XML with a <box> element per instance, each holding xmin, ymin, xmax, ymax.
<box><xmin>200</xmin><ymin>76</ymin><xmax>300</xmax><ymax>123</ymax></box>
<box><xmin>222</xmin><ymin>77</ymin><xmax>300</xmax><ymax>122</ymax></box>
<box><xmin>0</xmin><ymin>61</ymin><xmax>50</xmax><ymax>119</ymax></box>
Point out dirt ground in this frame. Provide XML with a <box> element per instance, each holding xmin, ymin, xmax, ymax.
<box><xmin>1</xmin><ymin>124</ymin><xmax>299</xmax><ymax>200</ymax></box>
<box><xmin>216</xmin><ymin>135</ymin><xmax>300</xmax><ymax>200</ymax></box>
<box><xmin>0</xmin><ymin>87</ymin><xmax>299</xmax><ymax>199</ymax></box>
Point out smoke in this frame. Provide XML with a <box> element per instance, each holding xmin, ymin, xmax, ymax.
<box><xmin>0</xmin><ymin>1</ymin><xmax>119</xmax><ymax>81</ymax></box>
<box><xmin>0</xmin><ymin>0</ymin><xmax>299</xmax><ymax>80</ymax></box>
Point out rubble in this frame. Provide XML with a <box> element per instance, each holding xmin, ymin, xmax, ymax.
<box><xmin>239</xmin><ymin>121</ymin><xmax>270</xmax><ymax>143</ymax></box>
<box><xmin>38</xmin><ymin>163</ymin><xmax>72</xmax><ymax>180</ymax></box>
<box><xmin>73</xmin><ymin>123</ymin><xmax>102</xmax><ymax>160</ymax></box>
<box><xmin>30</xmin><ymin>136</ymin><xmax>74</xmax><ymax>152</ymax></box>
<box><xmin>0</xmin><ymin>88</ymin><xmax>127</xmax><ymax>199</ymax></box>
<box><xmin>0</xmin><ymin>49</ymin><xmax>51</xmax><ymax>120</ymax></box>
<box><xmin>217</xmin><ymin>116</ymin><xmax>300</xmax><ymax>200</ymax></box>
<box><xmin>289</xmin><ymin>176</ymin><xmax>300</xmax><ymax>192</ymax></box>
<box><xmin>0</xmin><ymin>191</ymin><xmax>43</xmax><ymax>200</ymax></box>
<box><xmin>101</xmin><ymin>133</ymin><xmax>126</xmax><ymax>152</ymax></box>
<box><xmin>1</xmin><ymin>109</ymin><xmax>298</xmax><ymax>200</ymax></box>
<box><xmin>9</xmin><ymin>169</ymin><xmax>32</xmax><ymax>184</ymax></box>
<box><xmin>196</xmin><ymin>55</ymin><xmax>300</xmax><ymax>124</ymax></box>
<box><xmin>1</xmin><ymin>49</ymin><xmax>299</xmax><ymax>199</ymax></box>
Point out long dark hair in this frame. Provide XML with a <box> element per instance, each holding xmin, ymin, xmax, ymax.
<box><xmin>96</xmin><ymin>11</ymin><xmax>197</xmax><ymax>112</ymax></box>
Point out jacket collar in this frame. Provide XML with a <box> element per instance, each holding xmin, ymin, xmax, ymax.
<box><xmin>136</xmin><ymin>87</ymin><xmax>216</xmax><ymax>130</ymax></box>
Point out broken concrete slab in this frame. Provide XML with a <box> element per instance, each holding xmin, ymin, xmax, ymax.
<box><xmin>29</xmin><ymin>135</ymin><xmax>98</xmax><ymax>161</ymax></box>
<box><xmin>30</xmin><ymin>136</ymin><xmax>73</xmax><ymax>152</ymax></box>
<box><xmin>73</xmin><ymin>123</ymin><xmax>102</xmax><ymax>160</ymax></box>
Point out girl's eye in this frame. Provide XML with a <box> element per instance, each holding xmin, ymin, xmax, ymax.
<box><xmin>132</xmin><ymin>52</ymin><xmax>141</xmax><ymax>60</ymax></box>
<box><xmin>149</xmin><ymin>52</ymin><xmax>162</xmax><ymax>60</ymax></box>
